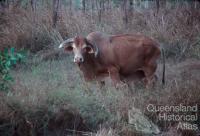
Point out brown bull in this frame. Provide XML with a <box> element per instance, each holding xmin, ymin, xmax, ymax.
<box><xmin>59</xmin><ymin>32</ymin><xmax>165</xmax><ymax>87</ymax></box>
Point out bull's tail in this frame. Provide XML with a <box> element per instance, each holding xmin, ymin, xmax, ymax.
<box><xmin>161</xmin><ymin>48</ymin><xmax>165</xmax><ymax>85</ymax></box>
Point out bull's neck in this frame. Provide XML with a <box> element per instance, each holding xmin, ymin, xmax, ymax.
<box><xmin>80</xmin><ymin>54</ymin><xmax>97</xmax><ymax>69</ymax></box>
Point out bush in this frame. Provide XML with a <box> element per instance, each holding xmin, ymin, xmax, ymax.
<box><xmin>0</xmin><ymin>47</ymin><xmax>25</xmax><ymax>91</ymax></box>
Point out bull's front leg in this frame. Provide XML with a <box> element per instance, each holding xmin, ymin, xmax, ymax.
<box><xmin>108</xmin><ymin>67</ymin><xmax>121</xmax><ymax>85</ymax></box>
<box><xmin>108</xmin><ymin>67</ymin><xmax>127</xmax><ymax>89</ymax></box>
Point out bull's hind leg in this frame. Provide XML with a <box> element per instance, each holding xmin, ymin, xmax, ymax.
<box><xmin>143</xmin><ymin>61</ymin><xmax>157</xmax><ymax>88</ymax></box>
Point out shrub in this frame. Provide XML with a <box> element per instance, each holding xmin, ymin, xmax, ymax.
<box><xmin>0</xmin><ymin>47</ymin><xmax>25</xmax><ymax>91</ymax></box>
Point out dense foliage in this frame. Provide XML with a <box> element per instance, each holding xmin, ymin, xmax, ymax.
<box><xmin>0</xmin><ymin>48</ymin><xmax>25</xmax><ymax>91</ymax></box>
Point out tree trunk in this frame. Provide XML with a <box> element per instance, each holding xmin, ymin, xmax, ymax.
<box><xmin>156</xmin><ymin>0</ymin><xmax>159</xmax><ymax>13</ymax></box>
<box><xmin>160</xmin><ymin>0</ymin><xmax>166</xmax><ymax>9</ymax></box>
<box><xmin>128</xmin><ymin>0</ymin><xmax>134</xmax><ymax>22</ymax></box>
<box><xmin>82</xmin><ymin>0</ymin><xmax>86</xmax><ymax>13</ymax></box>
<box><xmin>194</xmin><ymin>0</ymin><xmax>200</xmax><ymax>9</ymax></box>
<box><xmin>69</xmin><ymin>0</ymin><xmax>72</xmax><ymax>15</ymax></box>
<box><xmin>91</xmin><ymin>0</ymin><xmax>94</xmax><ymax>11</ymax></box>
<box><xmin>102</xmin><ymin>0</ymin><xmax>105</xmax><ymax>12</ymax></box>
<box><xmin>0</xmin><ymin>0</ymin><xmax>7</xmax><ymax>12</ymax></box>
<box><xmin>107</xmin><ymin>0</ymin><xmax>110</xmax><ymax>10</ymax></box>
<box><xmin>31</xmin><ymin>0</ymin><xmax>37</xmax><ymax>12</ymax></box>
<box><xmin>52</xmin><ymin>0</ymin><xmax>60</xmax><ymax>28</ymax></box>
<box><xmin>122</xmin><ymin>0</ymin><xmax>128</xmax><ymax>28</ymax></box>
<box><xmin>96</xmin><ymin>0</ymin><xmax>103</xmax><ymax>23</ymax></box>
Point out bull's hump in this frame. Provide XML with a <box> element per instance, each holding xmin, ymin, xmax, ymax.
<box><xmin>87</xmin><ymin>32</ymin><xmax>110</xmax><ymax>46</ymax></box>
<box><xmin>87</xmin><ymin>32</ymin><xmax>110</xmax><ymax>39</ymax></box>
<box><xmin>87</xmin><ymin>31</ymin><xmax>103</xmax><ymax>38</ymax></box>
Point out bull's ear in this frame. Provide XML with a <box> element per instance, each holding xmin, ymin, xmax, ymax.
<box><xmin>59</xmin><ymin>38</ymin><xmax>74</xmax><ymax>52</ymax></box>
<box><xmin>64</xmin><ymin>44</ymin><xmax>73</xmax><ymax>52</ymax></box>
<box><xmin>84</xmin><ymin>46</ymin><xmax>94</xmax><ymax>54</ymax></box>
<box><xmin>85</xmin><ymin>39</ymin><xmax>99</xmax><ymax>57</ymax></box>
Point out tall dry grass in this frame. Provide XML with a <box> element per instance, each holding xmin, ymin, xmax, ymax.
<box><xmin>1</xmin><ymin>4</ymin><xmax>200</xmax><ymax>58</ymax></box>
<box><xmin>0</xmin><ymin>8</ymin><xmax>62</xmax><ymax>52</ymax></box>
<box><xmin>0</xmin><ymin>58</ymin><xmax>199</xmax><ymax>135</ymax></box>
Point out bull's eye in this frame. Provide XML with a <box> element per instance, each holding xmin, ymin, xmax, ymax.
<box><xmin>65</xmin><ymin>46</ymin><xmax>73</xmax><ymax>52</ymax></box>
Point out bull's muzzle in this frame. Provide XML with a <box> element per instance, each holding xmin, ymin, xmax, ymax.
<box><xmin>74</xmin><ymin>57</ymin><xmax>84</xmax><ymax>64</ymax></box>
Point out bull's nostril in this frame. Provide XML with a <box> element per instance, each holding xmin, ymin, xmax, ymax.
<box><xmin>80</xmin><ymin>58</ymin><xmax>83</xmax><ymax>62</ymax></box>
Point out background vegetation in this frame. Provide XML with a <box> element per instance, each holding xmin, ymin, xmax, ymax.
<box><xmin>0</xmin><ymin>0</ymin><xmax>200</xmax><ymax>136</ymax></box>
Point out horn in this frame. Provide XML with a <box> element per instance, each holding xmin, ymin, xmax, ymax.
<box><xmin>59</xmin><ymin>38</ymin><xmax>74</xmax><ymax>48</ymax></box>
<box><xmin>85</xmin><ymin>39</ymin><xmax>99</xmax><ymax>57</ymax></box>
